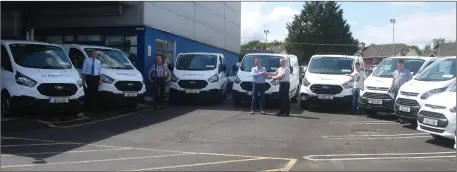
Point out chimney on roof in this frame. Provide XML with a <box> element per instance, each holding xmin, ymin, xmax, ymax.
<box><xmin>358</xmin><ymin>42</ymin><xmax>365</xmax><ymax>49</ymax></box>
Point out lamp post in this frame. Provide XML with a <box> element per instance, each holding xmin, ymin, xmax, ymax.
<box><xmin>390</xmin><ymin>19</ymin><xmax>396</xmax><ymax>56</ymax></box>
<box><xmin>264</xmin><ymin>30</ymin><xmax>269</xmax><ymax>50</ymax></box>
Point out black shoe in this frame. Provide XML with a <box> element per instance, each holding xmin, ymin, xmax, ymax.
<box><xmin>399</xmin><ymin>119</ymin><xmax>405</xmax><ymax>124</ymax></box>
<box><xmin>275</xmin><ymin>113</ymin><xmax>282</xmax><ymax>116</ymax></box>
<box><xmin>282</xmin><ymin>114</ymin><xmax>290</xmax><ymax>117</ymax></box>
<box><xmin>394</xmin><ymin>119</ymin><xmax>401</xmax><ymax>123</ymax></box>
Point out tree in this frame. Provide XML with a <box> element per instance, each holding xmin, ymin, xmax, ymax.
<box><xmin>284</xmin><ymin>2</ymin><xmax>359</xmax><ymax>64</ymax></box>
<box><xmin>241</xmin><ymin>40</ymin><xmax>285</xmax><ymax>50</ymax></box>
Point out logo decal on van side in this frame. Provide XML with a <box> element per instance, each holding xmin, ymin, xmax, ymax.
<box><xmin>116</xmin><ymin>73</ymin><xmax>136</xmax><ymax>76</ymax></box>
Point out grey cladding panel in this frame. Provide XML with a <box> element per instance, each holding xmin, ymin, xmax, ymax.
<box><xmin>194</xmin><ymin>5</ymin><xmax>225</xmax><ymax>33</ymax></box>
<box><xmin>195</xmin><ymin>2</ymin><xmax>225</xmax><ymax>18</ymax></box>
<box><xmin>195</xmin><ymin>23</ymin><xmax>224</xmax><ymax>49</ymax></box>
<box><xmin>225</xmin><ymin>2</ymin><xmax>241</xmax><ymax>12</ymax></box>
<box><xmin>225</xmin><ymin>20</ymin><xmax>239</xmax><ymax>37</ymax></box>
<box><xmin>143</xmin><ymin>3</ymin><xmax>195</xmax><ymax>39</ymax></box>
<box><xmin>152</xmin><ymin>2</ymin><xmax>195</xmax><ymax>21</ymax></box>
<box><xmin>224</xmin><ymin>7</ymin><xmax>240</xmax><ymax>26</ymax></box>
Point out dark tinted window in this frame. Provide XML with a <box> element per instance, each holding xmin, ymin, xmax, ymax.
<box><xmin>9</xmin><ymin>43</ymin><xmax>72</xmax><ymax>69</ymax></box>
<box><xmin>308</xmin><ymin>56</ymin><xmax>354</xmax><ymax>74</ymax></box>
<box><xmin>176</xmin><ymin>54</ymin><xmax>217</xmax><ymax>71</ymax></box>
<box><xmin>1</xmin><ymin>45</ymin><xmax>13</xmax><ymax>72</ymax></box>
<box><xmin>240</xmin><ymin>55</ymin><xmax>282</xmax><ymax>72</ymax></box>
<box><xmin>372</xmin><ymin>58</ymin><xmax>425</xmax><ymax>78</ymax></box>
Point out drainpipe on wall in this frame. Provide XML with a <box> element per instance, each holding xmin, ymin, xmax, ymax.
<box><xmin>26</xmin><ymin>31</ymin><xmax>30</xmax><ymax>41</ymax></box>
<box><xmin>30</xmin><ymin>28</ymin><xmax>35</xmax><ymax>41</ymax></box>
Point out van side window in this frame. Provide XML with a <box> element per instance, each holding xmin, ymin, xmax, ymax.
<box><xmin>1</xmin><ymin>45</ymin><xmax>13</xmax><ymax>72</ymax></box>
<box><xmin>69</xmin><ymin>48</ymin><xmax>85</xmax><ymax>69</ymax></box>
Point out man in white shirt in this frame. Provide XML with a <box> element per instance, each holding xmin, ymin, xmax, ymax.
<box><xmin>82</xmin><ymin>50</ymin><xmax>102</xmax><ymax>112</ymax></box>
<box><xmin>268</xmin><ymin>58</ymin><xmax>291</xmax><ymax>117</ymax></box>
<box><xmin>346</xmin><ymin>62</ymin><xmax>366</xmax><ymax>115</ymax></box>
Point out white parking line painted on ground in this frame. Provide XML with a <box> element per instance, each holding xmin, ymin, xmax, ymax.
<box><xmin>321</xmin><ymin>133</ymin><xmax>431</xmax><ymax>140</ymax></box>
<box><xmin>1</xmin><ymin>117</ymin><xmax>18</xmax><ymax>122</ymax></box>
<box><xmin>2</xmin><ymin>153</ymin><xmax>193</xmax><ymax>168</ymax></box>
<box><xmin>1</xmin><ymin>148</ymin><xmax>132</xmax><ymax>156</ymax></box>
<box><xmin>1</xmin><ymin>142</ymin><xmax>71</xmax><ymax>148</ymax></box>
<box><xmin>330</xmin><ymin>121</ymin><xmax>397</xmax><ymax>125</ymax></box>
<box><xmin>303</xmin><ymin>152</ymin><xmax>456</xmax><ymax>161</ymax></box>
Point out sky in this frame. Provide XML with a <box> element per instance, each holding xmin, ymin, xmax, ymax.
<box><xmin>241</xmin><ymin>2</ymin><xmax>456</xmax><ymax>48</ymax></box>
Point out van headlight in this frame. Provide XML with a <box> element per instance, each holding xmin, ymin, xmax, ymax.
<box><xmin>15</xmin><ymin>72</ymin><xmax>37</xmax><ymax>87</ymax></box>
<box><xmin>171</xmin><ymin>74</ymin><xmax>179</xmax><ymax>82</ymax></box>
<box><xmin>450</xmin><ymin>106</ymin><xmax>456</xmax><ymax>113</ymax></box>
<box><xmin>76</xmin><ymin>79</ymin><xmax>83</xmax><ymax>88</ymax></box>
<box><xmin>343</xmin><ymin>78</ymin><xmax>354</xmax><ymax>89</ymax></box>
<box><xmin>234</xmin><ymin>76</ymin><xmax>241</xmax><ymax>84</ymax></box>
<box><xmin>271</xmin><ymin>80</ymin><xmax>279</xmax><ymax>86</ymax></box>
<box><xmin>420</xmin><ymin>87</ymin><xmax>447</xmax><ymax>100</ymax></box>
<box><xmin>102</xmin><ymin>74</ymin><xmax>114</xmax><ymax>84</ymax></box>
<box><xmin>302</xmin><ymin>77</ymin><xmax>311</xmax><ymax>87</ymax></box>
<box><xmin>208</xmin><ymin>74</ymin><xmax>219</xmax><ymax>83</ymax></box>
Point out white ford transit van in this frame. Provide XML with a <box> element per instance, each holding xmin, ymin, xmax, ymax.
<box><xmin>169</xmin><ymin>52</ymin><xmax>228</xmax><ymax>104</ymax></box>
<box><xmin>231</xmin><ymin>53</ymin><xmax>300</xmax><ymax>106</ymax></box>
<box><xmin>416</xmin><ymin>83</ymin><xmax>456</xmax><ymax>146</ymax></box>
<box><xmin>1</xmin><ymin>40</ymin><xmax>85</xmax><ymax>117</ymax></box>
<box><xmin>299</xmin><ymin>55</ymin><xmax>364</xmax><ymax>110</ymax></box>
<box><xmin>61</xmin><ymin>44</ymin><xmax>146</xmax><ymax>108</ymax></box>
<box><xmin>358</xmin><ymin>56</ymin><xmax>427</xmax><ymax>115</ymax></box>
<box><xmin>395</xmin><ymin>56</ymin><xmax>456</xmax><ymax>122</ymax></box>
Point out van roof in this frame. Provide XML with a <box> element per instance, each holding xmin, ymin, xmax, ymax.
<box><xmin>310</xmin><ymin>54</ymin><xmax>358</xmax><ymax>59</ymax></box>
<box><xmin>443</xmin><ymin>56</ymin><xmax>456</xmax><ymax>59</ymax></box>
<box><xmin>59</xmin><ymin>44</ymin><xmax>118</xmax><ymax>50</ymax></box>
<box><xmin>244</xmin><ymin>53</ymin><xmax>295</xmax><ymax>57</ymax></box>
<box><xmin>385</xmin><ymin>56</ymin><xmax>427</xmax><ymax>59</ymax></box>
<box><xmin>177</xmin><ymin>52</ymin><xmax>223</xmax><ymax>56</ymax></box>
<box><xmin>1</xmin><ymin>40</ymin><xmax>61</xmax><ymax>47</ymax></box>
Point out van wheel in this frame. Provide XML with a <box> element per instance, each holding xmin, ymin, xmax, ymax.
<box><xmin>232</xmin><ymin>94</ymin><xmax>241</xmax><ymax>107</ymax></box>
<box><xmin>299</xmin><ymin>99</ymin><xmax>309</xmax><ymax>110</ymax></box>
<box><xmin>1</xmin><ymin>92</ymin><xmax>14</xmax><ymax>117</ymax></box>
<box><xmin>291</xmin><ymin>85</ymin><xmax>300</xmax><ymax>103</ymax></box>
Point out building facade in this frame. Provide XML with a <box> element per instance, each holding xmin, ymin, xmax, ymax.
<box><xmin>1</xmin><ymin>2</ymin><xmax>241</xmax><ymax>97</ymax></box>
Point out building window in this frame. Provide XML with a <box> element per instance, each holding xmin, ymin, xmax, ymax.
<box><xmin>64</xmin><ymin>36</ymin><xmax>75</xmax><ymax>42</ymax></box>
<box><xmin>77</xmin><ymin>35</ymin><xmax>102</xmax><ymax>41</ymax></box>
<box><xmin>156</xmin><ymin>38</ymin><xmax>175</xmax><ymax>67</ymax></box>
<box><xmin>105</xmin><ymin>35</ymin><xmax>138</xmax><ymax>65</ymax></box>
<box><xmin>45</xmin><ymin>36</ymin><xmax>63</xmax><ymax>44</ymax></box>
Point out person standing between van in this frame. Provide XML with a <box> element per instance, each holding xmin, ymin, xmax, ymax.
<box><xmin>346</xmin><ymin>62</ymin><xmax>366</xmax><ymax>115</ymax></box>
<box><xmin>148</xmin><ymin>54</ymin><xmax>170</xmax><ymax>109</ymax></box>
<box><xmin>81</xmin><ymin>50</ymin><xmax>102</xmax><ymax>112</ymax></box>
<box><xmin>250</xmin><ymin>58</ymin><xmax>267</xmax><ymax>115</ymax></box>
<box><xmin>269</xmin><ymin>58</ymin><xmax>290</xmax><ymax>117</ymax></box>
<box><xmin>388</xmin><ymin>59</ymin><xmax>413</xmax><ymax>124</ymax></box>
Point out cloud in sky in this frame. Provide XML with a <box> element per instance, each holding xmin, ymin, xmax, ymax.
<box><xmin>241</xmin><ymin>2</ymin><xmax>456</xmax><ymax>48</ymax></box>
<box><xmin>241</xmin><ymin>2</ymin><xmax>300</xmax><ymax>43</ymax></box>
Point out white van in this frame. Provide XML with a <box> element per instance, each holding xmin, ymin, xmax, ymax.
<box><xmin>358</xmin><ymin>56</ymin><xmax>428</xmax><ymax>115</ymax></box>
<box><xmin>1</xmin><ymin>40</ymin><xmax>85</xmax><ymax>117</ymax></box>
<box><xmin>416</xmin><ymin>83</ymin><xmax>455</xmax><ymax>147</ymax></box>
<box><xmin>168</xmin><ymin>52</ymin><xmax>228</xmax><ymax>104</ymax></box>
<box><xmin>231</xmin><ymin>53</ymin><xmax>300</xmax><ymax>106</ymax></box>
<box><xmin>60</xmin><ymin>44</ymin><xmax>146</xmax><ymax>108</ymax></box>
<box><xmin>395</xmin><ymin>56</ymin><xmax>456</xmax><ymax>122</ymax></box>
<box><xmin>299</xmin><ymin>55</ymin><xmax>364</xmax><ymax>110</ymax></box>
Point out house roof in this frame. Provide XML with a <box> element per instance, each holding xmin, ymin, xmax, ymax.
<box><xmin>354</xmin><ymin>43</ymin><xmax>410</xmax><ymax>58</ymax></box>
<box><xmin>422</xmin><ymin>42</ymin><xmax>457</xmax><ymax>57</ymax></box>
<box><xmin>267</xmin><ymin>45</ymin><xmax>287</xmax><ymax>54</ymax></box>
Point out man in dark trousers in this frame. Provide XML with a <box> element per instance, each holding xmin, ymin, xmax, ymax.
<box><xmin>82</xmin><ymin>50</ymin><xmax>102</xmax><ymax>112</ymax></box>
<box><xmin>268</xmin><ymin>58</ymin><xmax>291</xmax><ymax>117</ymax></box>
<box><xmin>250</xmin><ymin>58</ymin><xmax>267</xmax><ymax>115</ymax></box>
<box><xmin>148</xmin><ymin>54</ymin><xmax>170</xmax><ymax>109</ymax></box>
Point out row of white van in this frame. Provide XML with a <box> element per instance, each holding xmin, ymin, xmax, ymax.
<box><xmin>0</xmin><ymin>40</ymin><xmax>237</xmax><ymax>117</ymax></box>
<box><xmin>1</xmin><ymin>40</ymin><xmax>146</xmax><ymax>117</ymax></box>
<box><xmin>295</xmin><ymin>54</ymin><xmax>456</xmax><ymax>148</ymax></box>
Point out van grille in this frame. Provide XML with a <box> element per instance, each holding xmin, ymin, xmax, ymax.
<box><xmin>362</xmin><ymin>92</ymin><xmax>392</xmax><ymax>99</ymax></box>
<box><xmin>310</xmin><ymin>84</ymin><xmax>343</xmax><ymax>94</ymax></box>
<box><xmin>115</xmin><ymin>81</ymin><xmax>143</xmax><ymax>92</ymax></box>
<box><xmin>37</xmin><ymin>83</ymin><xmax>78</xmax><ymax>97</ymax></box>
<box><xmin>396</xmin><ymin>98</ymin><xmax>420</xmax><ymax>106</ymax></box>
<box><xmin>240</xmin><ymin>82</ymin><xmax>271</xmax><ymax>91</ymax></box>
<box><xmin>178</xmin><ymin>80</ymin><xmax>208</xmax><ymax>89</ymax></box>
<box><xmin>400</xmin><ymin>91</ymin><xmax>419</xmax><ymax>97</ymax></box>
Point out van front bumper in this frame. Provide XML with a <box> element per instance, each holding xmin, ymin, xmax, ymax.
<box><xmin>394</xmin><ymin>103</ymin><xmax>421</xmax><ymax>121</ymax></box>
<box><xmin>99</xmin><ymin>91</ymin><xmax>145</xmax><ymax>105</ymax></box>
<box><xmin>300</xmin><ymin>93</ymin><xmax>352</xmax><ymax>104</ymax></box>
<box><xmin>232</xmin><ymin>90</ymin><xmax>280</xmax><ymax>102</ymax></box>
<box><xmin>358</xmin><ymin>97</ymin><xmax>395</xmax><ymax>112</ymax></box>
<box><xmin>10</xmin><ymin>95</ymin><xmax>84</xmax><ymax>111</ymax></box>
<box><xmin>169</xmin><ymin>88</ymin><xmax>222</xmax><ymax>99</ymax></box>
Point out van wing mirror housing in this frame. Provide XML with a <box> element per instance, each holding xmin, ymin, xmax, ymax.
<box><xmin>289</xmin><ymin>66</ymin><xmax>293</xmax><ymax>74</ymax></box>
<box><xmin>232</xmin><ymin>64</ymin><xmax>238</xmax><ymax>71</ymax></box>
<box><xmin>236</xmin><ymin>62</ymin><xmax>241</xmax><ymax>68</ymax></box>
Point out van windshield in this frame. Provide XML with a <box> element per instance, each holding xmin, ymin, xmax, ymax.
<box><xmin>240</xmin><ymin>55</ymin><xmax>282</xmax><ymax>72</ymax></box>
<box><xmin>308</xmin><ymin>56</ymin><xmax>354</xmax><ymax>74</ymax></box>
<box><xmin>372</xmin><ymin>58</ymin><xmax>425</xmax><ymax>78</ymax></box>
<box><xmin>176</xmin><ymin>54</ymin><xmax>217</xmax><ymax>71</ymax></box>
<box><xmin>84</xmin><ymin>48</ymin><xmax>134</xmax><ymax>70</ymax></box>
<box><xmin>415</xmin><ymin>58</ymin><xmax>456</xmax><ymax>81</ymax></box>
<box><xmin>9</xmin><ymin>43</ymin><xmax>72</xmax><ymax>69</ymax></box>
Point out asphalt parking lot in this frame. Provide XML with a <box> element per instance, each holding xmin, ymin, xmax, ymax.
<box><xmin>1</xmin><ymin>97</ymin><xmax>455</xmax><ymax>171</ymax></box>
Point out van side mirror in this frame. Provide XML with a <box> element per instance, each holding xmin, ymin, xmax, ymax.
<box><xmin>168</xmin><ymin>64</ymin><xmax>174</xmax><ymax>71</ymax></box>
<box><xmin>232</xmin><ymin>64</ymin><xmax>238</xmax><ymax>71</ymax></box>
<box><xmin>236</xmin><ymin>62</ymin><xmax>241</xmax><ymax>67</ymax></box>
<box><xmin>289</xmin><ymin>66</ymin><xmax>293</xmax><ymax>74</ymax></box>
